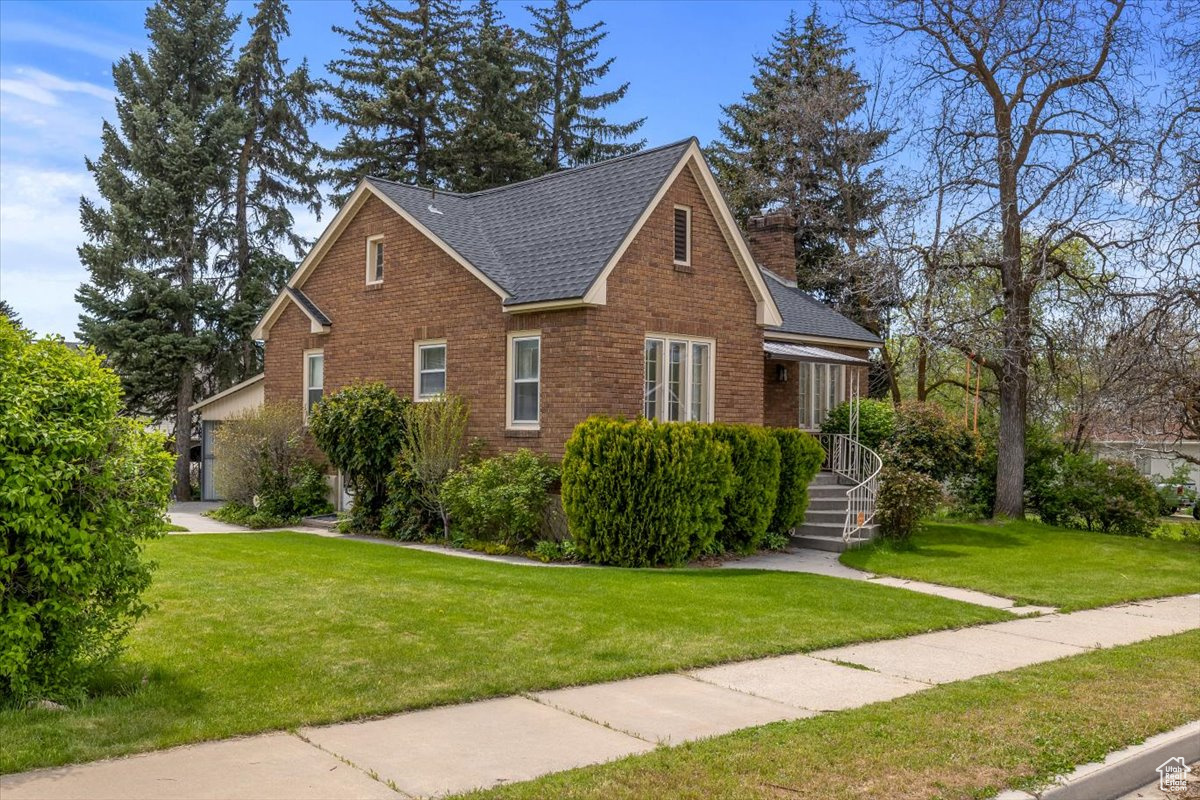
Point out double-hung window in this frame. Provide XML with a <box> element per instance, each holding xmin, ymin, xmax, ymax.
<box><xmin>415</xmin><ymin>340</ymin><xmax>446</xmax><ymax>399</ymax></box>
<box><xmin>643</xmin><ymin>335</ymin><xmax>713</xmax><ymax>422</ymax></box>
<box><xmin>508</xmin><ymin>332</ymin><xmax>540</xmax><ymax>428</ymax></box>
<box><xmin>304</xmin><ymin>349</ymin><xmax>324</xmax><ymax>421</ymax></box>
<box><xmin>366</xmin><ymin>235</ymin><xmax>384</xmax><ymax>284</ymax></box>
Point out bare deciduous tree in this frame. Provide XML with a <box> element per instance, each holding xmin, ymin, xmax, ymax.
<box><xmin>851</xmin><ymin>0</ymin><xmax>1149</xmax><ymax>517</ymax></box>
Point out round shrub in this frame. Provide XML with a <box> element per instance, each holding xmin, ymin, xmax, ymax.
<box><xmin>562</xmin><ymin>418</ymin><xmax>734</xmax><ymax>567</ymax></box>
<box><xmin>770</xmin><ymin>428</ymin><xmax>825</xmax><ymax>533</ymax></box>
<box><xmin>820</xmin><ymin>399</ymin><xmax>895</xmax><ymax>451</ymax></box>
<box><xmin>876</xmin><ymin>465</ymin><xmax>944</xmax><ymax>541</ymax></box>
<box><xmin>309</xmin><ymin>382</ymin><xmax>409</xmax><ymax>531</ymax></box>
<box><xmin>0</xmin><ymin>320</ymin><xmax>173</xmax><ymax>702</ymax></box>
<box><xmin>709</xmin><ymin>424</ymin><xmax>781</xmax><ymax>553</ymax></box>
<box><xmin>443</xmin><ymin>449</ymin><xmax>559</xmax><ymax>547</ymax></box>
<box><xmin>882</xmin><ymin>402</ymin><xmax>976</xmax><ymax>481</ymax></box>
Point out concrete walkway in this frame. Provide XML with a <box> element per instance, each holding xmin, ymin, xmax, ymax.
<box><xmin>4</xmin><ymin>593</ymin><xmax>1196</xmax><ymax>800</ymax></box>
<box><xmin>722</xmin><ymin>549</ymin><xmax>1057</xmax><ymax>615</ymax></box>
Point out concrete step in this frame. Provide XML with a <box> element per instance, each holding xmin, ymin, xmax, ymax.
<box><xmin>803</xmin><ymin>508</ymin><xmax>849</xmax><ymax>525</ymax></box>
<box><xmin>806</xmin><ymin>496</ymin><xmax>849</xmax><ymax>511</ymax></box>
<box><xmin>809</xmin><ymin>472</ymin><xmax>843</xmax><ymax>486</ymax></box>
<box><xmin>790</xmin><ymin>523</ymin><xmax>878</xmax><ymax>553</ymax></box>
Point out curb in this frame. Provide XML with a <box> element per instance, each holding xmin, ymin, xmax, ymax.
<box><xmin>995</xmin><ymin>720</ymin><xmax>1200</xmax><ymax>800</ymax></box>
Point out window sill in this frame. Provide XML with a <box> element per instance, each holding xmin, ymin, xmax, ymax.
<box><xmin>365</xmin><ymin>282</ymin><xmax>383</xmax><ymax>291</ymax></box>
<box><xmin>504</xmin><ymin>428</ymin><xmax>541</xmax><ymax>439</ymax></box>
<box><xmin>672</xmin><ymin>262</ymin><xmax>694</xmax><ymax>274</ymax></box>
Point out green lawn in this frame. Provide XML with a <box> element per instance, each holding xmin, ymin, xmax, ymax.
<box><xmin>0</xmin><ymin>532</ymin><xmax>1007</xmax><ymax>774</ymax></box>
<box><xmin>841</xmin><ymin>519</ymin><xmax>1200</xmax><ymax>611</ymax></box>
<box><xmin>460</xmin><ymin>630</ymin><xmax>1200</xmax><ymax>800</ymax></box>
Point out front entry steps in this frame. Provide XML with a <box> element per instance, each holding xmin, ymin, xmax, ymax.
<box><xmin>790</xmin><ymin>471</ymin><xmax>878</xmax><ymax>553</ymax></box>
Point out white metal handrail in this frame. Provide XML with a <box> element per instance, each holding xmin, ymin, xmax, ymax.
<box><xmin>817</xmin><ymin>433</ymin><xmax>882</xmax><ymax>542</ymax></box>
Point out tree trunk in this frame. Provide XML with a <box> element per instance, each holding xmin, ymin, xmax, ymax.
<box><xmin>174</xmin><ymin>366</ymin><xmax>194</xmax><ymax>501</ymax></box>
<box><xmin>993</xmin><ymin>202</ymin><xmax>1028</xmax><ymax>517</ymax></box>
<box><xmin>880</xmin><ymin>342</ymin><xmax>902</xmax><ymax>403</ymax></box>
<box><xmin>235</xmin><ymin>131</ymin><xmax>253</xmax><ymax>379</ymax></box>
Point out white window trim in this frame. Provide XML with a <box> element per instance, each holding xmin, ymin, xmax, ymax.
<box><xmin>506</xmin><ymin>330</ymin><xmax>541</xmax><ymax>430</ymax></box>
<box><xmin>796</xmin><ymin>362</ymin><xmax>845</xmax><ymax>430</ymax></box>
<box><xmin>365</xmin><ymin>234</ymin><xmax>385</xmax><ymax>285</ymax></box>
<box><xmin>413</xmin><ymin>339</ymin><xmax>447</xmax><ymax>401</ymax></box>
<box><xmin>672</xmin><ymin>204</ymin><xmax>692</xmax><ymax>266</ymax></box>
<box><xmin>303</xmin><ymin>348</ymin><xmax>324</xmax><ymax>424</ymax></box>
<box><xmin>643</xmin><ymin>332</ymin><xmax>715</xmax><ymax>423</ymax></box>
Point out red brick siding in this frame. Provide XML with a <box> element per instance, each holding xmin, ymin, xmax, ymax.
<box><xmin>264</xmin><ymin>166</ymin><xmax>767</xmax><ymax>458</ymax></box>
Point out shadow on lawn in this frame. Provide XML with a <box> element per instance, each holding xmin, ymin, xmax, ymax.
<box><xmin>866</xmin><ymin>524</ymin><xmax>1026</xmax><ymax>559</ymax></box>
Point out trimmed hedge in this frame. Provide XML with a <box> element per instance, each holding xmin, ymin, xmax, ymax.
<box><xmin>769</xmin><ymin>429</ymin><xmax>825</xmax><ymax>534</ymax></box>
<box><xmin>562</xmin><ymin>418</ymin><xmax>734</xmax><ymax>566</ymax></box>
<box><xmin>711</xmin><ymin>424</ymin><xmax>782</xmax><ymax>553</ymax></box>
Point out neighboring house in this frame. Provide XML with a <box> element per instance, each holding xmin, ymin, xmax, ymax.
<box><xmin>1094</xmin><ymin>434</ymin><xmax>1200</xmax><ymax>489</ymax></box>
<box><xmin>241</xmin><ymin>137</ymin><xmax>880</xmax><ymax>458</ymax></box>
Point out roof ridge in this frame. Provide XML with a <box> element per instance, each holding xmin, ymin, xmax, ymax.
<box><xmin>464</xmin><ymin>137</ymin><xmax>696</xmax><ymax>198</ymax></box>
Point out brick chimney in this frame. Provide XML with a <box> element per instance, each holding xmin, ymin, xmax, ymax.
<box><xmin>744</xmin><ymin>212</ymin><xmax>796</xmax><ymax>278</ymax></box>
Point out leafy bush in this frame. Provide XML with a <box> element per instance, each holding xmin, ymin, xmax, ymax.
<box><xmin>380</xmin><ymin>460</ymin><xmax>438</xmax><ymax>541</ymax></box>
<box><xmin>562</xmin><ymin>417</ymin><xmax>734</xmax><ymax>567</ymax></box>
<box><xmin>821</xmin><ymin>399</ymin><xmax>895</xmax><ymax>451</ymax></box>
<box><xmin>882</xmin><ymin>402</ymin><xmax>976</xmax><ymax>481</ymax></box>
<box><xmin>0</xmin><ymin>320</ymin><xmax>173</xmax><ymax>702</ymax></box>
<box><xmin>403</xmin><ymin>394</ymin><xmax>470</xmax><ymax>538</ymax></box>
<box><xmin>530</xmin><ymin>539</ymin><xmax>579</xmax><ymax>562</ymax></box>
<box><xmin>213</xmin><ymin>403</ymin><xmax>330</xmax><ymax>521</ymax></box>
<box><xmin>1033</xmin><ymin>452</ymin><xmax>1160</xmax><ymax>537</ymax></box>
<box><xmin>769</xmin><ymin>428</ymin><xmax>825</xmax><ymax>534</ymax></box>
<box><xmin>710</xmin><ymin>424</ymin><xmax>781</xmax><ymax>553</ymax></box>
<box><xmin>876</xmin><ymin>465</ymin><xmax>944</xmax><ymax>541</ymax></box>
<box><xmin>443</xmin><ymin>449</ymin><xmax>558</xmax><ymax>547</ymax></box>
<box><xmin>309</xmin><ymin>383</ymin><xmax>409</xmax><ymax>531</ymax></box>
<box><xmin>763</xmin><ymin>531</ymin><xmax>791</xmax><ymax>551</ymax></box>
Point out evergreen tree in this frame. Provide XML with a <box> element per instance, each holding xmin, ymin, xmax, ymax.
<box><xmin>710</xmin><ymin>9</ymin><xmax>888</xmax><ymax>295</ymax></box>
<box><xmin>524</xmin><ymin>0</ymin><xmax>644</xmax><ymax>169</ymax></box>
<box><xmin>76</xmin><ymin>0</ymin><xmax>240</xmax><ymax>499</ymax></box>
<box><xmin>323</xmin><ymin>0</ymin><xmax>460</xmax><ymax>196</ymax></box>
<box><xmin>445</xmin><ymin>0</ymin><xmax>542</xmax><ymax>192</ymax></box>
<box><xmin>0</xmin><ymin>300</ymin><xmax>20</xmax><ymax>329</ymax></box>
<box><xmin>223</xmin><ymin>0</ymin><xmax>323</xmax><ymax>383</ymax></box>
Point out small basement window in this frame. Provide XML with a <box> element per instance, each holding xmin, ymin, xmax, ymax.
<box><xmin>673</xmin><ymin>205</ymin><xmax>691</xmax><ymax>266</ymax></box>
<box><xmin>366</xmin><ymin>235</ymin><xmax>384</xmax><ymax>284</ymax></box>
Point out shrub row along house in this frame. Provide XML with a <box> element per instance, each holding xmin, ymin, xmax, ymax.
<box><xmin>194</xmin><ymin>138</ymin><xmax>881</xmax><ymax>509</ymax></box>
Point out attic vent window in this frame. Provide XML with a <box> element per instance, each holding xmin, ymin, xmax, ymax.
<box><xmin>673</xmin><ymin>205</ymin><xmax>691</xmax><ymax>266</ymax></box>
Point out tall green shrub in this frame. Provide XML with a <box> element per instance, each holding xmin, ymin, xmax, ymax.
<box><xmin>403</xmin><ymin>394</ymin><xmax>470</xmax><ymax>538</ymax></box>
<box><xmin>876</xmin><ymin>465</ymin><xmax>944</xmax><ymax>540</ymax></box>
<box><xmin>0</xmin><ymin>320</ymin><xmax>173</xmax><ymax>701</ymax></box>
<box><xmin>710</xmin><ymin>424</ymin><xmax>781</xmax><ymax>553</ymax></box>
<box><xmin>770</xmin><ymin>429</ymin><xmax>825</xmax><ymax>533</ymax></box>
<box><xmin>882</xmin><ymin>402</ymin><xmax>976</xmax><ymax>481</ymax></box>
<box><xmin>562</xmin><ymin>418</ymin><xmax>734</xmax><ymax>567</ymax></box>
<box><xmin>820</xmin><ymin>399</ymin><xmax>895</xmax><ymax>451</ymax></box>
<box><xmin>309</xmin><ymin>382</ymin><xmax>409</xmax><ymax>531</ymax></box>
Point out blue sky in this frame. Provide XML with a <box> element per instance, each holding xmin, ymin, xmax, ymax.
<box><xmin>0</xmin><ymin>0</ymin><xmax>880</xmax><ymax>339</ymax></box>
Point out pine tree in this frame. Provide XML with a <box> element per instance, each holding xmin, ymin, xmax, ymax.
<box><xmin>710</xmin><ymin>9</ymin><xmax>888</xmax><ymax>289</ymax></box>
<box><xmin>0</xmin><ymin>300</ymin><xmax>20</xmax><ymax>329</ymax></box>
<box><xmin>223</xmin><ymin>0</ymin><xmax>323</xmax><ymax>383</ymax></box>
<box><xmin>323</xmin><ymin>0</ymin><xmax>461</xmax><ymax>196</ymax></box>
<box><xmin>77</xmin><ymin>0</ymin><xmax>240</xmax><ymax>500</ymax></box>
<box><xmin>524</xmin><ymin>0</ymin><xmax>644</xmax><ymax>169</ymax></box>
<box><xmin>444</xmin><ymin>0</ymin><xmax>542</xmax><ymax>192</ymax></box>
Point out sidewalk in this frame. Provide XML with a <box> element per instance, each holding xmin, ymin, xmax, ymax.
<box><xmin>4</xmin><ymin>593</ymin><xmax>1196</xmax><ymax>800</ymax></box>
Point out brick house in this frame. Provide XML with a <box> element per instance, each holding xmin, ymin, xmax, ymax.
<box><xmin>195</xmin><ymin>138</ymin><xmax>880</xmax><ymax>500</ymax></box>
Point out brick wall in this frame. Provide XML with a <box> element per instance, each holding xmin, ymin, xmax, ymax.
<box><xmin>745</xmin><ymin>213</ymin><xmax>795</xmax><ymax>276</ymax></box>
<box><xmin>762</xmin><ymin>347</ymin><xmax>873</xmax><ymax>429</ymax></box>
<box><xmin>264</xmin><ymin>165</ymin><xmax>767</xmax><ymax>458</ymax></box>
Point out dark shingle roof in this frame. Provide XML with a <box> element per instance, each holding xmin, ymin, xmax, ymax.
<box><xmin>286</xmin><ymin>286</ymin><xmax>331</xmax><ymax>327</ymax></box>
<box><xmin>761</xmin><ymin>268</ymin><xmax>882</xmax><ymax>345</ymax></box>
<box><xmin>365</xmin><ymin>139</ymin><xmax>694</xmax><ymax>304</ymax></box>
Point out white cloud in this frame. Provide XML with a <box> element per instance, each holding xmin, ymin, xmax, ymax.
<box><xmin>0</xmin><ymin>20</ymin><xmax>132</xmax><ymax>62</ymax></box>
<box><xmin>0</xmin><ymin>66</ymin><xmax>114</xmax><ymax>107</ymax></box>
